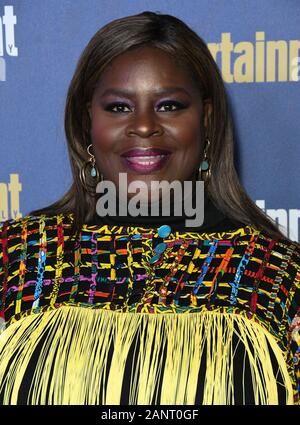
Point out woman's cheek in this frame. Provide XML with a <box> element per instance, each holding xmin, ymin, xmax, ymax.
<box><xmin>91</xmin><ymin>127</ymin><xmax>112</xmax><ymax>152</ymax></box>
<box><xmin>170</xmin><ymin>116</ymin><xmax>202</xmax><ymax>145</ymax></box>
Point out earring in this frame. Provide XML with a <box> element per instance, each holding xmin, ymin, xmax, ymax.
<box><xmin>198</xmin><ymin>138</ymin><xmax>211</xmax><ymax>182</ymax></box>
<box><xmin>79</xmin><ymin>144</ymin><xmax>103</xmax><ymax>195</ymax></box>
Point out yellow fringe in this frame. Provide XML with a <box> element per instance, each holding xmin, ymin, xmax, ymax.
<box><xmin>0</xmin><ymin>318</ymin><xmax>5</xmax><ymax>335</ymax></box>
<box><xmin>0</xmin><ymin>306</ymin><xmax>294</xmax><ymax>405</ymax></box>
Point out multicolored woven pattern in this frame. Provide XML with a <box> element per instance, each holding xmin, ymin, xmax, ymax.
<box><xmin>0</xmin><ymin>213</ymin><xmax>299</xmax><ymax>403</ymax></box>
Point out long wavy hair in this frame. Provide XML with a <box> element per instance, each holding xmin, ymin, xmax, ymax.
<box><xmin>30</xmin><ymin>10</ymin><xmax>285</xmax><ymax>240</ymax></box>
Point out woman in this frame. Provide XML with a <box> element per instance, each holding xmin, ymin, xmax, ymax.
<box><xmin>0</xmin><ymin>11</ymin><xmax>299</xmax><ymax>405</ymax></box>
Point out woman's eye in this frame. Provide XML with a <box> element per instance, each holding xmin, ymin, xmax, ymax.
<box><xmin>157</xmin><ymin>101</ymin><xmax>185</xmax><ymax>112</ymax></box>
<box><xmin>105</xmin><ymin>103</ymin><xmax>131</xmax><ymax>113</ymax></box>
<box><xmin>104</xmin><ymin>101</ymin><xmax>186</xmax><ymax>113</ymax></box>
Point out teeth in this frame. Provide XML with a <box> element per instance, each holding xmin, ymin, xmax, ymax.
<box><xmin>126</xmin><ymin>155</ymin><xmax>166</xmax><ymax>165</ymax></box>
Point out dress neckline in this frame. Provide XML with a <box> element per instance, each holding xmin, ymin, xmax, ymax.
<box><xmin>80</xmin><ymin>221</ymin><xmax>257</xmax><ymax>241</ymax></box>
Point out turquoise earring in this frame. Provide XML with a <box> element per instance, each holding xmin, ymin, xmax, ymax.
<box><xmin>200</xmin><ymin>159</ymin><xmax>209</xmax><ymax>172</ymax></box>
<box><xmin>86</xmin><ymin>144</ymin><xmax>97</xmax><ymax>177</ymax></box>
<box><xmin>79</xmin><ymin>144</ymin><xmax>103</xmax><ymax>195</ymax></box>
<box><xmin>198</xmin><ymin>138</ymin><xmax>211</xmax><ymax>182</ymax></box>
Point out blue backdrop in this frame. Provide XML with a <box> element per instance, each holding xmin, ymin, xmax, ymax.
<box><xmin>0</xmin><ymin>0</ymin><xmax>299</xmax><ymax>241</ymax></box>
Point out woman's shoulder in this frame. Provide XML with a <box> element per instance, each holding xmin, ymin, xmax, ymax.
<box><xmin>253</xmin><ymin>224</ymin><xmax>300</xmax><ymax>257</ymax></box>
<box><xmin>260</xmin><ymin>231</ymin><xmax>300</xmax><ymax>288</ymax></box>
<box><xmin>0</xmin><ymin>212</ymin><xmax>75</xmax><ymax>236</ymax></box>
<box><xmin>272</xmin><ymin>232</ymin><xmax>300</xmax><ymax>262</ymax></box>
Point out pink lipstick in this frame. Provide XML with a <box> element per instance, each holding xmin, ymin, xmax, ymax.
<box><xmin>120</xmin><ymin>148</ymin><xmax>172</xmax><ymax>173</ymax></box>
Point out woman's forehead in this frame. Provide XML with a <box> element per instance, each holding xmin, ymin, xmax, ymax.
<box><xmin>93</xmin><ymin>48</ymin><xmax>200</xmax><ymax>95</ymax></box>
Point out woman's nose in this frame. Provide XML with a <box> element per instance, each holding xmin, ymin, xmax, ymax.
<box><xmin>126</xmin><ymin>108</ymin><xmax>163</xmax><ymax>137</ymax></box>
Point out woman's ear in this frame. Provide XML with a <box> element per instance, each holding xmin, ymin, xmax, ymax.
<box><xmin>203</xmin><ymin>99</ymin><xmax>213</xmax><ymax>129</ymax></box>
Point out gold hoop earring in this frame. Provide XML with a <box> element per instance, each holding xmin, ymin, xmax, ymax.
<box><xmin>198</xmin><ymin>138</ymin><xmax>211</xmax><ymax>182</ymax></box>
<box><xmin>79</xmin><ymin>144</ymin><xmax>103</xmax><ymax>195</ymax></box>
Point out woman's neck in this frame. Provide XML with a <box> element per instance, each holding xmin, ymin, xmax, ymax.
<box><xmin>89</xmin><ymin>185</ymin><xmax>239</xmax><ymax>232</ymax></box>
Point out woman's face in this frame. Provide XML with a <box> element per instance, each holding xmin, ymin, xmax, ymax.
<box><xmin>87</xmin><ymin>46</ymin><xmax>211</xmax><ymax>201</ymax></box>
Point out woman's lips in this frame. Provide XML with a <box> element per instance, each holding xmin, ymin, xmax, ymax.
<box><xmin>120</xmin><ymin>148</ymin><xmax>172</xmax><ymax>173</ymax></box>
<box><xmin>121</xmin><ymin>154</ymin><xmax>171</xmax><ymax>173</ymax></box>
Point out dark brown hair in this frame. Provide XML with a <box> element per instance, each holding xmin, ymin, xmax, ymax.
<box><xmin>30</xmin><ymin>10</ymin><xmax>285</xmax><ymax>240</ymax></box>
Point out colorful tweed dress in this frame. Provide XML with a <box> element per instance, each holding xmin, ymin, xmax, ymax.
<box><xmin>0</xmin><ymin>211</ymin><xmax>299</xmax><ymax>405</ymax></box>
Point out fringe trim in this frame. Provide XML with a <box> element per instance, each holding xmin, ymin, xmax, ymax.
<box><xmin>0</xmin><ymin>318</ymin><xmax>5</xmax><ymax>335</ymax></box>
<box><xmin>0</xmin><ymin>306</ymin><xmax>294</xmax><ymax>405</ymax></box>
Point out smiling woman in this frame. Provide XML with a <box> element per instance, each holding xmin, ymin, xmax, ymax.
<box><xmin>86</xmin><ymin>46</ymin><xmax>206</xmax><ymax>202</ymax></box>
<box><xmin>0</xmin><ymin>10</ymin><xmax>299</xmax><ymax>406</ymax></box>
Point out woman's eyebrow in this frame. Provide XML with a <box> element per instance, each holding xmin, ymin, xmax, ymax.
<box><xmin>98</xmin><ymin>87</ymin><xmax>191</xmax><ymax>97</ymax></box>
